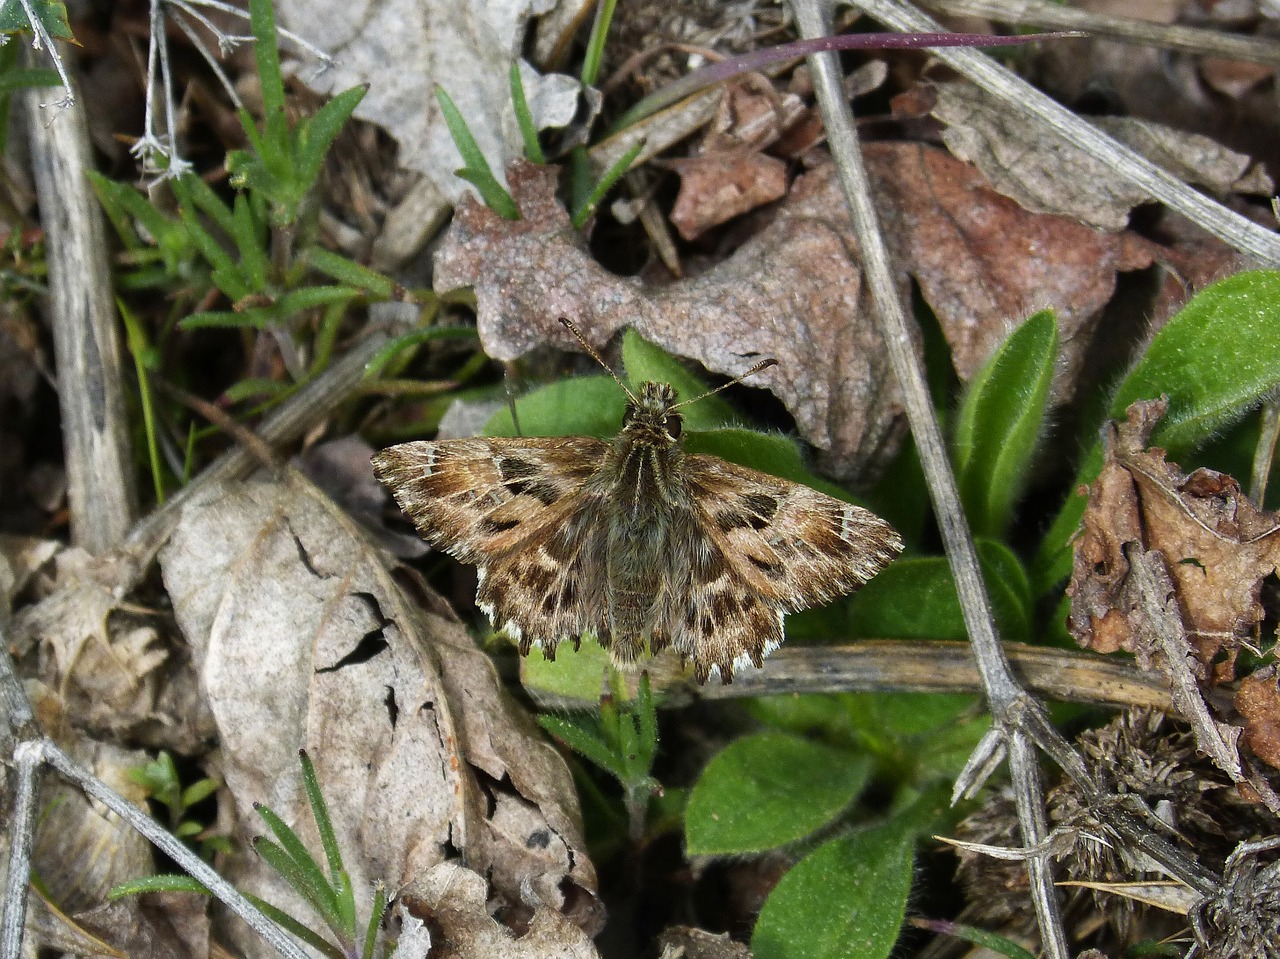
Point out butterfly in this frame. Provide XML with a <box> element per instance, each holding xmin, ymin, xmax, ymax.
<box><xmin>372</xmin><ymin>320</ymin><xmax>902</xmax><ymax>683</ymax></box>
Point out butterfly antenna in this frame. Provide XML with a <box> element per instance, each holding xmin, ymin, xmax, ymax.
<box><xmin>671</xmin><ymin>357</ymin><xmax>778</xmax><ymax>410</ymax></box>
<box><xmin>559</xmin><ymin>317</ymin><xmax>638</xmax><ymax>402</ymax></box>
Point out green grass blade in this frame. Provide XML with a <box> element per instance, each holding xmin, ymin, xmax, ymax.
<box><xmin>246</xmin><ymin>893</ymin><xmax>345</xmax><ymax>959</ymax></box>
<box><xmin>508</xmin><ymin>63</ymin><xmax>546</xmax><ymax>164</ymax></box>
<box><xmin>538</xmin><ymin>715</ymin><xmax>626</xmax><ymax>782</ymax></box>
<box><xmin>253</xmin><ymin>810</ymin><xmax>342</xmax><ymax>929</ymax></box>
<box><xmin>297</xmin><ymin>85</ymin><xmax>367</xmax><ymax>188</ymax></box>
<box><xmin>304</xmin><ymin>247</ymin><xmax>396</xmax><ymax>299</ymax></box>
<box><xmin>435</xmin><ymin>85</ymin><xmax>519</xmax><ymax>220</ymax></box>
<box><xmin>109</xmin><ymin>874</ymin><xmax>210</xmax><ymax>899</ymax></box>
<box><xmin>579</xmin><ymin>0</ymin><xmax>618</xmax><ymax>86</ymax></box>
<box><xmin>117</xmin><ymin>299</ymin><xmax>166</xmax><ymax>504</ymax></box>
<box><xmin>571</xmin><ymin>139</ymin><xmax>642</xmax><ymax>230</ymax></box>
<box><xmin>361</xmin><ymin>883</ymin><xmax>388</xmax><ymax>959</ymax></box>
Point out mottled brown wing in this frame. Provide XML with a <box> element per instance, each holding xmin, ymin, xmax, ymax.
<box><xmin>372</xmin><ymin>437</ymin><xmax>606</xmax><ymax>563</ymax></box>
<box><xmin>685</xmin><ymin>455</ymin><xmax>903</xmax><ymax>608</ymax></box>
<box><xmin>656</xmin><ymin>455</ymin><xmax>902</xmax><ymax>683</ymax></box>
<box><xmin>372</xmin><ymin>438</ymin><xmax>612</xmax><ymax>657</ymax></box>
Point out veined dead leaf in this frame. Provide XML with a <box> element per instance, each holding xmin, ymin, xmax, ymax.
<box><xmin>158</xmin><ymin>472</ymin><xmax>599</xmax><ymax>958</ymax></box>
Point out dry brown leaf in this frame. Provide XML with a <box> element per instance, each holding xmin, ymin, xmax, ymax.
<box><xmin>158</xmin><ymin>472</ymin><xmax>598</xmax><ymax>958</ymax></box>
<box><xmin>437</xmin><ymin>147</ymin><xmax>1159</xmax><ymax>479</ymax></box>
<box><xmin>657</xmin><ymin>926</ymin><xmax>753</xmax><ymax>959</ymax></box>
<box><xmin>402</xmin><ymin>861</ymin><xmax>599</xmax><ymax>959</ymax></box>
<box><xmin>1236</xmin><ymin>669</ymin><xmax>1280</xmax><ymax>771</ymax></box>
<box><xmin>932</xmin><ymin>81</ymin><xmax>1273</xmax><ymax>232</ymax></box>
<box><xmin>1068</xmin><ymin>398</ymin><xmax>1280</xmax><ymax>681</ymax></box>
<box><xmin>8</xmin><ymin>549</ymin><xmax>214</xmax><ymax>752</ymax></box>
<box><xmin>870</xmin><ymin>142</ymin><xmax>1156</xmax><ymax>400</ymax></box>
<box><xmin>434</xmin><ymin>158</ymin><xmax>908</xmax><ymax>482</ymax></box>
<box><xmin>668</xmin><ymin>153</ymin><xmax>788</xmax><ymax>240</ymax></box>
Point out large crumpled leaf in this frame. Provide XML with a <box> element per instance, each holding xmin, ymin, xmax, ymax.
<box><xmin>435</xmin><ymin>159</ymin><xmax>909</xmax><ymax>483</ymax></box>
<box><xmin>276</xmin><ymin>0</ymin><xmax>581</xmax><ymax>208</ymax></box>
<box><xmin>932</xmin><ymin>80</ymin><xmax>1273</xmax><ymax>231</ymax></box>
<box><xmin>436</xmin><ymin>150</ymin><xmax>1157</xmax><ymax>479</ymax></box>
<box><xmin>158</xmin><ymin>472</ymin><xmax>598</xmax><ymax>957</ymax></box>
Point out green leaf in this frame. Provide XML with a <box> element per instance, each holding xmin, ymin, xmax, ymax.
<box><xmin>571</xmin><ymin>138</ymin><xmax>643</xmax><ymax>230</ymax></box>
<box><xmin>305</xmin><ymin>247</ymin><xmax>396</xmax><ymax>300</ymax></box>
<box><xmin>752</xmin><ymin>821</ymin><xmax>914</xmax><ymax>959</ymax></box>
<box><xmin>509</xmin><ymin>63</ymin><xmax>546</xmax><ymax>165</ymax></box>
<box><xmin>0</xmin><ymin>67</ymin><xmax>61</xmax><ymax>94</ymax></box>
<box><xmin>521</xmin><ymin>634</ymin><xmax>611</xmax><ymax>702</ymax></box>
<box><xmin>485</xmin><ymin>375</ymin><xmax>624</xmax><ymax>439</ymax></box>
<box><xmin>230</xmin><ymin>193</ymin><xmax>269</xmax><ymax>292</ymax></box>
<box><xmin>850</xmin><ymin>539</ymin><xmax>1031</xmax><ymax>643</ymax></box>
<box><xmin>109</xmin><ymin>874</ymin><xmax>210</xmax><ymax>899</ymax></box>
<box><xmin>619</xmin><ymin>329</ymin><xmax>737</xmax><ymax>429</ymax></box>
<box><xmin>296</xmin><ymin>85</ymin><xmax>367</xmax><ymax>190</ymax></box>
<box><xmin>248</xmin><ymin>0</ymin><xmax>288</xmax><ymax>154</ymax></box>
<box><xmin>953</xmin><ymin>310</ymin><xmax>1057</xmax><ymax>537</ymax></box>
<box><xmin>0</xmin><ymin>0</ymin><xmax>73</xmax><ymax>40</ymax></box>
<box><xmin>363</xmin><ymin>325</ymin><xmax>477</xmax><ymax>379</ymax></box>
<box><xmin>254</xmin><ymin>808</ymin><xmax>341</xmax><ymax>926</ymax></box>
<box><xmin>174</xmin><ymin>821</ymin><xmax>203</xmax><ymax>839</ymax></box>
<box><xmin>435</xmin><ymin>85</ymin><xmax>519</xmax><ymax>220</ymax></box>
<box><xmin>1033</xmin><ymin>269</ymin><xmax>1280</xmax><ymax>593</ymax></box>
<box><xmin>245</xmin><ymin>893</ymin><xmax>345</xmax><ymax>959</ymax></box>
<box><xmin>539</xmin><ymin>714</ymin><xmax>626</xmax><ymax>782</ymax></box>
<box><xmin>686</xmin><ymin>733</ymin><xmax>871</xmax><ymax>855</ymax></box>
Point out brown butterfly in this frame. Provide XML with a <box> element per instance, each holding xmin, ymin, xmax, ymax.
<box><xmin>372</xmin><ymin>320</ymin><xmax>902</xmax><ymax>683</ymax></box>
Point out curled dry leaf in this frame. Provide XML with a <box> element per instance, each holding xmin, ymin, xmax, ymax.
<box><xmin>1067</xmin><ymin>399</ymin><xmax>1280</xmax><ymax>782</ymax></box>
<box><xmin>403</xmin><ymin>861</ymin><xmax>598</xmax><ymax>959</ymax></box>
<box><xmin>667</xmin><ymin>152</ymin><xmax>788</xmax><ymax>241</ymax></box>
<box><xmin>1236</xmin><ymin>669</ymin><xmax>1280</xmax><ymax>771</ymax></box>
<box><xmin>1068</xmin><ymin>398</ymin><xmax>1280</xmax><ymax>680</ymax></box>
<box><xmin>435</xmin><ymin>158</ymin><xmax>908</xmax><ymax>482</ymax></box>
<box><xmin>10</xmin><ymin>548</ymin><xmax>216</xmax><ymax>752</ymax></box>
<box><xmin>158</xmin><ymin>472</ymin><xmax>598</xmax><ymax>958</ymax></box>
<box><xmin>932</xmin><ymin>81</ymin><xmax>1274</xmax><ymax>232</ymax></box>
<box><xmin>437</xmin><ymin>147</ymin><xmax>1159</xmax><ymax>478</ymax></box>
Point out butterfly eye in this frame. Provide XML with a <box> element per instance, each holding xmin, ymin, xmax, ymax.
<box><xmin>664</xmin><ymin>414</ymin><xmax>683</xmax><ymax>440</ymax></box>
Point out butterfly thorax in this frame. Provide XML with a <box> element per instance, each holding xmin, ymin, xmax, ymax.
<box><xmin>604</xmin><ymin>381</ymin><xmax>687</xmax><ymax>521</ymax></box>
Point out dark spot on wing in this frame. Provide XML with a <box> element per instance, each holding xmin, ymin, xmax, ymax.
<box><xmin>690</xmin><ymin>546</ymin><xmax>726</xmax><ymax>584</ymax></box>
<box><xmin>559</xmin><ymin>578</ymin><xmax>577</xmax><ymax>607</ymax></box>
<box><xmin>748</xmin><ymin>553</ymin><xmax>785</xmax><ymax>579</ymax></box>
<box><xmin>685</xmin><ymin>608</ymin><xmax>698</xmax><ymax>630</ymax></box>
<box><xmin>542</xmin><ymin>592</ymin><xmax>558</xmax><ymax>614</ymax></box>
<box><xmin>480</xmin><ymin>516</ymin><xmax>521</xmax><ymax>534</ymax></box>
<box><xmin>523</xmin><ymin>566</ymin><xmax>555</xmax><ymax>594</ymax></box>
<box><xmin>699</xmin><ymin>614</ymin><xmax>714</xmax><ymax>635</ymax></box>
<box><xmin>499</xmin><ymin>457</ymin><xmax>538</xmax><ymax>480</ymax></box>
<box><xmin>714</xmin><ymin>492</ymin><xmax>778</xmax><ymax>532</ymax></box>
<box><xmin>711</xmin><ymin>593</ymin><xmax>738</xmax><ymax>620</ymax></box>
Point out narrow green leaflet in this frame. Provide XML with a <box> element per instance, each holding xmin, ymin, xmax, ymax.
<box><xmin>1033</xmin><ymin>269</ymin><xmax>1280</xmax><ymax>592</ymax></box>
<box><xmin>953</xmin><ymin>310</ymin><xmax>1057</xmax><ymax>538</ymax></box>
<box><xmin>686</xmin><ymin>733</ymin><xmax>870</xmax><ymax>855</ymax></box>
<box><xmin>752</xmin><ymin>820</ymin><xmax>915</xmax><ymax>959</ymax></box>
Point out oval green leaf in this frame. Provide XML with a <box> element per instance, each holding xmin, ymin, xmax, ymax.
<box><xmin>685</xmin><ymin>732</ymin><xmax>870</xmax><ymax>855</ymax></box>
<box><xmin>849</xmin><ymin>538</ymin><xmax>1031</xmax><ymax>643</ymax></box>
<box><xmin>752</xmin><ymin>821</ymin><xmax>914</xmax><ymax>959</ymax></box>
<box><xmin>952</xmin><ymin>310</ymin><xmax>1057</xmax><ymax>537</ymax></box>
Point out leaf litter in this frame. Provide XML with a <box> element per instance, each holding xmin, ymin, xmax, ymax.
<box><xmin>1068</xmin><ymin>399</ymin><xmax>1280</xmax><ymax>791</ymax></box>
<box><xmin>158</xmin><ymin>471</ymin><xmax>601</xmax><ymax>956</ymax></box>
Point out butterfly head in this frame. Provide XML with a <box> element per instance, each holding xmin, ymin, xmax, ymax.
<box><xmin>622</xmin><ymin>381</ymin><xmax>683</xmax><ymax>447</ymax></box>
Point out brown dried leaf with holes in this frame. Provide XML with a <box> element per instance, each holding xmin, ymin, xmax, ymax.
<box><xmin>435</xmin><ymin>150</ymin><xmax>1164</xmax><ymax>480</ymax></box>
<box><xmin>1067</xmin><ymin>399</ymin><xmax>1280</xmax><ymax>772</ymax></box>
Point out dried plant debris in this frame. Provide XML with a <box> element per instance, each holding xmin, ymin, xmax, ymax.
<box><xmin>1191</xmin><ymin>837</ymin><xmax>1280</xmax><ymax>959</ymax></box>
<box><xmin>276</xmin><ymin>0</ymin><xmax>583</xmax><ymax>211</ymax></box>
<box><xmin>158</xmin><ymin>472</ymin><xmax>598</xmax><ymax>957</ymax></box>
<box><xmin>9</xmin><ymin>547</ymin><xmax>216</xmax><ymax>753</ymax></box>
<box><xmin>436</xmin><ymin>149</ymin><xmax>1163</xmax><ymax>480</ymax></box>
<box><xmin>401</xmin><ymin>861</ymin><xmax>599</xmax><ymax>959</ymax></box>
<box><xmin>1068</xmin><ymin>398</ymin><xmax>1280</xmax><ymax>681</ymax></box>
<box><xmin>932</xmin><ymin>81</ymin><xmax>1274</xmax><ymax>232</ymax></box>
<box><xmin>1068</xmin><ymin>399</ymin><xmax>1280</xmax><ymax>785</ymax></box>
<box><xmin>954</xmin><ymin>710</ymin><xmax>1278</xmax><ymax>951</ymax></box>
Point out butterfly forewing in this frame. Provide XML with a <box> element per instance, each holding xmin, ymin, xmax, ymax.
<box><xmin>371</xmin><ymin>437</ymin><xmax>605</xmax><ymax>563</ymax></box>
